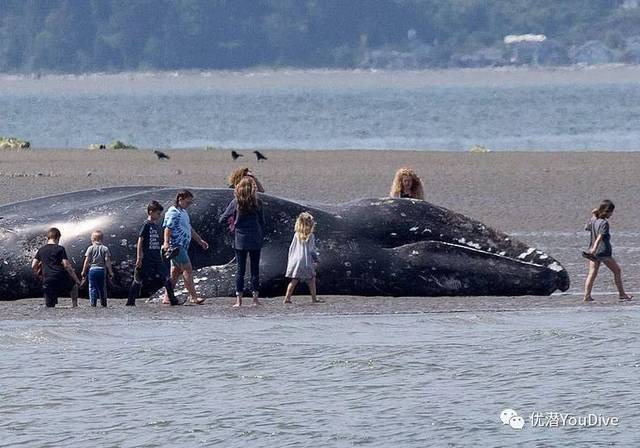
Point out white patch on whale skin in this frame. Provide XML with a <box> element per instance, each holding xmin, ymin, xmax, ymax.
<box><xmin>409</xmin><ymin>226</ymin><xmax>419</xmax><ymax>231</ymax></box>
<box><xmin>19</xmin><ymin>216</ymin><xmax>112</xmax><ymax>244</ymax></box>
<box><xmin>540</xmin><ymin>254</ymin><xmax>548</xmax><ymax>259</ymax></box>
<box><xmin>411</xmin><ymin>250</ymin><xmax>419</xmax><ymax>255</ymax></box>
<box><xmin>548</xmin><ymin>262</ymin><xmax>564</xmax><ymax>272</ymax></box>
<box><xmin>518</xmin><ymin>248</ymin><xmax>535</xmax><ymax>259</ymax></box>
<box><xmin>498</xmin><ymin>251</ymin><xmax>506</xmax><ymax>256</ymax></box>
<box><xmin>430</xmin><ymin>275</ymin><xmax>462</xmax><ymax>290</ymax></box>
<box><xmin>465</xmin><ymin>241</ymin><xmax>481</xmax><ymax>249</ymax></box>
<box><xmin>456</xmin><ymin>237</ymin><xmax>481</xmax><ymax>250</ymax></box>
<box><xmin>390</xmin><ymin>232</ymin><xmax>397</xmax><ymax>236</ymax></box>
<box><xmin>422</xmin><ymin>228</ymin><xmax>432</xmax><ymax>233</ymax></box>
<box><xmin>344</xmin><ymin>261</ymin><xmax>352</xmax><ymax>267</ymax></box>
<box><xmin>120</xmin><ymin>239</ymin><xmax>127</xmax><ymax>246</ymax></box>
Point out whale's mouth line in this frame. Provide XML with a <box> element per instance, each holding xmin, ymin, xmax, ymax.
<box><xmin>392</xmin><ymin>240</ymin><xmax>565</xmax><ymax>272</ymax></box>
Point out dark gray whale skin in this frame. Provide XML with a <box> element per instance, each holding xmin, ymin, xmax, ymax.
<box><xmin>0</xmin><ymin>187</ymin><xmax>569</xmax><ymax>300</ymax></box>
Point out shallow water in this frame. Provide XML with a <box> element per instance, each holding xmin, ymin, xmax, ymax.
<box><xmin>3</xmin><ymin>71</ymin><xmax>640</xmax><ymax>151</ymax></box>
<box><xmin>511</xmin><ymin>230</ymin><xmax>640</xmax><ymax>297</ymax></box>
<box><xmin>1</xmin><ymin>310</ymin><xmax>639</xmax><ymax>447</ymax></box>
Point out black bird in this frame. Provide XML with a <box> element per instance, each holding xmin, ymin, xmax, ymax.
<box><xmin>231</xmin><ymin>150</ymin><xmax>244</xmax><ymax>160</ymax></box>
<box><xmin>254</xmin><ymin>150</ymin><xmax>268</xmax><ymax>161</ymax></box>
<box><xmin>154</xmin><ymin>150</ymin><xmax>170</xmax><ymax>160</ymax></box>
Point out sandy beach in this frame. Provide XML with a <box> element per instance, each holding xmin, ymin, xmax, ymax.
<box><xmin>2</xmin><ymin>148</ymin><xmax>639</xmax><ymax>312</ymax></box>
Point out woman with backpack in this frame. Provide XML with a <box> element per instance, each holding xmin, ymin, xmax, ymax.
<box><xmin>219</xmin><ymin>176</ymin><xmax>265</xmax><ymax>307</ymax></box>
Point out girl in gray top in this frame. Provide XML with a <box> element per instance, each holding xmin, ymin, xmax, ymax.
<box><xmin>583</xmin><ymin>200</ymin><xmax>632</xmax><ymax>302</ymax></box>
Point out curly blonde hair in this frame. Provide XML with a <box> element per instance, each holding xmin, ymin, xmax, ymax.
<box><xmin>389</xmin><ymin>167</ymin><xmax>424</xmax><ymax>199</ymax></box>
<box><xmin>235</xmin><ymin>177</ymin><xmax>258</xmax><ymax>213</ymax></box>
<box><xmin>228</xmin><ymin>167</ymin><xmax>250</xmax><ymax>188</ymax></box>
<box><xmin>294</xmin><ymin>212</ymin><xmax>315</xmax><ymax>242</ymax></box>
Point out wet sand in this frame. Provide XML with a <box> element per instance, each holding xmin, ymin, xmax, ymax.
<box><xmin>1</xmin><ymin>148</ymin><xmax>639</xmax><ymax>315</ymax></box>
<box><xmin>1</xmin><ymin>294</ymin><xmax>637</xmax><ymax>321</ymax></box>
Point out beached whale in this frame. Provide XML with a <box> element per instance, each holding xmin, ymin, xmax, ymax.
<box><xmin>0</xmin><ymin>187</ymin><xmax>569</xmax><ymax>300</ymax></box>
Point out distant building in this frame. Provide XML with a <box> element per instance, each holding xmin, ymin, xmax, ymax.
<box><xmin>504</xmin><ymin>34</ymin><xmax>547</xmax><ymax>65</ymax></box>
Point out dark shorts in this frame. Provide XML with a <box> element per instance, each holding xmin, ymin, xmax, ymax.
<box><xmin>136</xmin><ymin>261</ymin><xmax>170</xmax><ymax>285</ymax></box>
<box><xmin>43</xmin><ymin>274</ymin><xmax>75</xmax><ymax>307</ymax></box>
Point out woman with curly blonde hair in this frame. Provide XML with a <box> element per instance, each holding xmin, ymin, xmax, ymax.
<box><xmin>389</xmin><ymin>167</ymin><xmax>424</xmax><ymax>200</ymax></box>
<box><xmin>219</xmin><ymin>177</ymin><xmax>265</xmax><ymax>307</ymax></box>
<box><xmin>227</xmin><ymin>167</ymin><xmax>265</xmax><ymax>192</ymax></box>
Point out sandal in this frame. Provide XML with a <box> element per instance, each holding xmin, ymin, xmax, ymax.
<box><xmin>581</xmin><ymin>251</ymin><xmax>598</xmax><ymax>262</ymax></box>
<box><xmin>583</xmin><ymin>296</ymin><xmax>594</xmax><ymax>302</ymax></box>
<box><xmin>189</xmin><ymin>298</ymin><xmax>206</xmax><ymax>305</ymax></box>
<box><xmin>162</xmin><ymin>246</ymin><xmax>181</xmax><ymax>262</ymax></box>
<box><xmin>619</xmin><ymin>295</ymin><xmax>633</xmax><ymax>301</ymax></box>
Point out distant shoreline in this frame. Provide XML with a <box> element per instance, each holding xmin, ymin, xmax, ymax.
<box><xmin>2</xmin><ymin>64</ymin><xmax>640</xmax><ymax>93</ymax></box>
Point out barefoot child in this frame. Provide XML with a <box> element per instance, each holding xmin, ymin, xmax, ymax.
<box><xmin>283</xmin><ymin>212</ymin><xmax>322</xmax><ymax>304</ymax></box>
<box><xmin>127</xmin><ymin>200</ymin><xmax>181</xmax><ymax>306</ymax></box>
<box><xmin>583</xmin><ymin>200</ymin><xmax>632</xmax><ymax>302</ymax></box>
<box><xmin>163</xmin><ymin>190</ymin><xmax>210</xmax><ymax>305</ymax></box>
<box><xmin>81</xmin><ymin>230</ymin><xmax>114</xmax><ymax>307</ymax></box>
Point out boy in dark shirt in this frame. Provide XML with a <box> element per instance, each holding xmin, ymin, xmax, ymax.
<box><xmin>32</xmin><ymin>227</ymin><xmax>81</xmax><ymax>308</ymax></box>
<box><xmin>127</xmin><ymin>201</ymin><xmax>181</xmax><ymax>306</ymax></box>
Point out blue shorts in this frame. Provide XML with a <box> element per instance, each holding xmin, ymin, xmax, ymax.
<box><xmin>171</xmin><ymin>247</ymin><xmax>191</xmax><ymax>267</ymax></box>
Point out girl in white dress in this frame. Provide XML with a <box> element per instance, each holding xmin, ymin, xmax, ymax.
<box><xmin>283</xmin><ymin>212</ymin><xmax>322</xmax><ymax>304</ymax></box>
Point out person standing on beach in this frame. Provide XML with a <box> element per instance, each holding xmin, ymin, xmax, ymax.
<box><xmin>389</xmin><ymin>167</ymin><xmax>424</xmax><ymax>199</ymax></box>
<box><xmin>228</xmin><ymin>167</ymin><xmax>265</xmax><ymax>192</ymax></box>
<box><xmin>32</xmin><ymin>227</ymin><xmax>81</xmax><ymax>308</ymax></box>
<box><xmin>163</xmin><ymin>190</ymin><xmax>210</xmax><ymax>305</ymax></box>
<box><xmin>80</xmin><ymin>230</ymin><xmax>114</xmax><ymax>307</ymax></box>
<box><xmin>283</xmin><ymin>212</ymin><xmax>322</xmax><ymax>304</ymax></box>
<box><xmin>583</xmin><ymin>199</ymin><xmax>632</xmax><ymax>302</ymax></box>
<box><xmin>127</xmin><ymin>200</ymin><xmax>181</xmax><ymax>306</ymax></box>
<box><xmin>219</xmin><ymin>177</ymin><xmax>265</xmax><ymax>307</ymax></box>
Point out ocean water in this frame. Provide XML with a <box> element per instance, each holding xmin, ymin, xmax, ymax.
<box><xmin>1</xmin><ymin>311</ymin><xmax>639</xmax><ymax>447</ymax></box>
<box><xmin>2</xmin><ymin>70</ymin><xmax>640</xmax><ymax>151</ymax></box>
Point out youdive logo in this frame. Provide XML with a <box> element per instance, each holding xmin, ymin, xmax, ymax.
<box><xmin>500</xmin><ymin>409</ymin><xmax>525</xmax><ymax>430</ymax></box>
<box><xmin>500</xmin><ymin>408</ymin><xmax>620</xmax><ymax>430</ymax></box>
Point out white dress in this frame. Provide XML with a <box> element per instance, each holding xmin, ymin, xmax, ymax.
<box><xmin>285</xmin><ymin>233</ymin><xmax>319</xmax><ymax>280</ymax></box>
